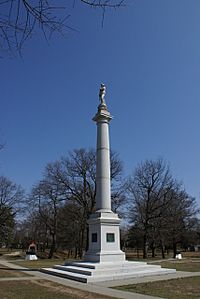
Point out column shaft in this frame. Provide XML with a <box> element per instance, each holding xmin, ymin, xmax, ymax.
<box><xmin>96</xmin><ymin>120</ymin><xmax>111</xmax><ymax>211</ymax></box>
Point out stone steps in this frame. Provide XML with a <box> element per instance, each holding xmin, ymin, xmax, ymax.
<box><xmin>41</xmin><ymin>261</ymin><xmax>176</xmax><ymax>283</ymax></box>
<box><xmin>54</xmin><ymin>265</ymin><xmax>93</xmax><ymax>276</ymax></box>
<box><xmin>41</xmin><ymin>267</ymin><xmax>88</xmax><ymax>283</ymax></box>
<box><xmin>64</xmin><ymin>260</ymin><xmax>147</xmax><ymax>269</ymax></box>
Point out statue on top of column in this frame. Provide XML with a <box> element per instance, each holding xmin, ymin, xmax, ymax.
<box><xmin>99</xmin><ymin>83</ymin><xmax>107</xmax><ymax>106</ymax></box>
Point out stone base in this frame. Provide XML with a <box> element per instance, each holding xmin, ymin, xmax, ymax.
<box><xmin>84</xmin><ymin>250</ymin><xmax>125</xmax><ymax>263</ymax></box>
<box><xmin>85</xmin><ymin>212</ymin><xmax>125</xmax><ymax>263</ymax></box>
<box><xmin>41</xmin><ymin>210</ymin><xmax>176</xmax><ymax>282</ymax></box>
<box><xmin>41</xmin><ymin>260</ymin><xmax>176</xmax><ymax>283</ymax></box>
<box><xmin>25</xmin><ymin>254</ymin><xmax>38</xmax><ymax>261</ymax></box>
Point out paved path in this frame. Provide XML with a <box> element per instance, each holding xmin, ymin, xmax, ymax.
<box><xmin>0</xmin><ymin>259</ymin><xmax>200</xmax><ymax>299</ymax></box>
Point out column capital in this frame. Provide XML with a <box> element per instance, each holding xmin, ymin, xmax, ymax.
<box><xmin>93</xmin><ymin>104</ymin><xmax>112</xmax><ymax>123</ymax></box>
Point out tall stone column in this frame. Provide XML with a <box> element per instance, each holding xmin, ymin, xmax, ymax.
<box><xmin>84</xmin><ymin>84</ymin><xmax>125</xmax><ymax>263</ymax></box>
<box><xmin>93</xmin><ymin>96</ymin><xmax>112</xmax><ymax>212</ymax></box>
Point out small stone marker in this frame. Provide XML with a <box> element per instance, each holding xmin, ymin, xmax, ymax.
<box><xmin>25</xmin><ymin>240</ymin><xmax>38</xmax><ymax>260</ymax></box>
<box><xmin>175</xmin><ymin>251</ymin><xmax>182</xmax><ymax>260</ymax></box>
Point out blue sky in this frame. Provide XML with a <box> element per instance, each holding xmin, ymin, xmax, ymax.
<box><xmin>1</xmin><ymin>0</ymin><xmax>200</xmax><ymax>206</ymax></box>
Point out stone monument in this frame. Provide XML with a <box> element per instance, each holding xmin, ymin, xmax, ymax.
<box><xmin>84</xmin><ymin>83</ymin><xmax>125</xmax><ymax>264</ymax></box>
<box><xmin>42</xmin><ymin>84</ymin><xmax>176</xmax><ymax>282</ymax></box>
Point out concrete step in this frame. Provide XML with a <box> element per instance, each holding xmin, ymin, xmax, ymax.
<box><xmin>41</xmin><ymin>263</ymin><xmax>176</xmax><ymax>283</ymax></box>
<box><xmin>53</xmin><ymin>265</ymin><xmax>93</xmax><ymax>276</ymax></box>
<box><xmin>41</xmin><ymin>268</ymin><xmax>88</xmax><ymax>283</ymax></box>
<box><xmin>64</xmin><ymin>260</ymin><xmax>147</xmax><ymax>270</ymax></box>
<box><xmin>54</xmin><ymin>264</ymin><xmax>163</xmax><ymax>277</ymax></box>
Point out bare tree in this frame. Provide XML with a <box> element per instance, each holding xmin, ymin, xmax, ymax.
<box><xmin>30</xmin><ymin>172</ymin><xmax>66</xmax><ymax>258</ymax></box>
<box><xmin>0</xmin><ymin>0</ymin><xmax>125</xmax><ymax>56</ymax></box>
<box><xmin>127</xmin><ymin>159</ymin><xmax>200</xmax><ymax>259</ymax></box>
<box><xmin>0</xmin><ymin>176</ymin><xmax>24</xmax><ymax>246</ymax></box>
<box><xmin>57</xmin><ymin>201</ymin><xmax>85</xmax><ymax>258</ymax></box>
<box><xmin>45</xmin><ymin>148</ymin><xmax>124</xmax><ymax>256</ymax></box>
<box><xmin>127</xmin><ymin>159</ymin><xmax>175</xmax><ymax>258</ymax></box>
<box><xmin>0</xmin><ymin>176</ymin><xmax>24</xmax><ymax>218</ymax></box>
<box><xmin>110</xmin><ymin>152</ymin><xmax>126</xmax><ymax>216</ymax></box>
<box><xmin>28</xmin><ymin>148</ymin><xmax>125</xmax><ymax>258</ymax></box>
<box><xmin>163</xmin><ymin>189</ymin><xmax>199</xmax><ymax>258</ymax></box>
<box><xmin>13</xmin><ymin>211</ymin><xmax>50</xmax><ymax>252</ymax></box>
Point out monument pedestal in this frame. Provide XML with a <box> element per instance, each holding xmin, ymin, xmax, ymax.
<box><xmin>84</xmin><ymin>212</ymin><xmax>125</xmax><ymax>263</ymax></box>
<box><xmin>42</xmin><ymin>210</ymin><xmax>175</xmax><ymax>282</ymax></box>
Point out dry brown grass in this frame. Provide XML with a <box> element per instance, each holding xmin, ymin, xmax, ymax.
<box><xmin>151</xmin><ymin>258</ymin><xmax>200</xmax><ymax>272</ymax></box>
<box><xmin>115</xmin><ymin>276</ymin><xmax>200</xmax><ymax>299</ymax></box>
<box><xmin>182</xmin><ymin>251</ymin><xmax>200</xmax><ymax>258</ymax></box>
<box><xmin>12</xmin><ymin>259</ymin><xmax>64</xmax><ymax>269</ymax></box>
<box><xmin>0</xmin><ymin>279</ymin><xmax>114</xmax><ymax>299</ymax></box>
<box><xmin>0</xmin><ymin>264</ymin><xmax>32</xmax><ymax>278</ymax></box>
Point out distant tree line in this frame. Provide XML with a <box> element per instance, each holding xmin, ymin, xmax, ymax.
<box><xmin>9</xmin><ymin>148</ymin><xmax>125</xmax><ymax>258</ymax></box>
<box><xmin>126</xmin><ymin>159</ymin><xmax>200</xmax><ymax>258</ymax></box>
<box><xmin>0</xmin><ymin>149</ymin><xmax>199</xmax><ymax>259</ymax></box>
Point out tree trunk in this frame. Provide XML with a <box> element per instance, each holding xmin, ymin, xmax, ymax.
<box><xmin>137</xmin><ymin>247</ymin><xmax>139</xmax><ymax>259</ymax></box>
<box><xmin>85</xmin><ymin>225</ymin><xmax>89</xmax><ymax>252</ymax></box>
<box><xmin>151</xmin><ymin>243</ymin><xmax>156</xmax><ymax>258</ymax></box>
<box><xmin>143</xmin><ymin>234</ymin><xmax>148</xmax><ymax>259</ymax></box>
<box><xmin>173</xmin><ymin>241</ymin><xmax>177</xmax><ymax>258</ymax></box>
<box><xmin>161</xmin><ymin>244</ymin><xmax>165</xmax><ymax>259</ymax></box>
<box><xmin>48</xmin><ymin>234</ymin><xmax>56</xmax><ymax>259</ymax></box>
<box><xmin>78</xmin><ymin>225</ymin><xmax>85</xmax><ymax>259</ymax></box>
<box><xmin>75</xmin><ymin>247</ymin><xmax>78</xmax><ymax>259</ymax></box>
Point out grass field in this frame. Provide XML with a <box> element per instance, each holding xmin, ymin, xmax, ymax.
<box><xmin>0</xmin><ymin>264</ymin><xmax>32</xmax><ymax>278</ymax></box>
<box><xmin>114</xmin><ymin>276</ymin><xmax>200</xmax><ymax>299</ymax></box>
<box><xmin>0</xmin><ymin>280</ymin><xmax>114</xmax><ymax>299</ymax></box>
<box><xmin>12</xmin><ymin>259</ymin><xmax>64</xmax><ymax>269</ymax></box>
<box><xmin>150</xmin><ymin>259</ymin><xmax>200</xmax><ymax>272</ymax></box>
<box><xmin>114</xmin><ymin>257</ymin><xmax>200</xmax><ymax>298</ymax></box>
